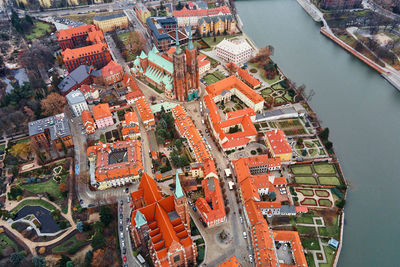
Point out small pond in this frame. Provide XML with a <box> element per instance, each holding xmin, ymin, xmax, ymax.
<box><xmin>14</xmin><ymin>206</ymin><xmax>60</xmax><ymax>234</ymax></box>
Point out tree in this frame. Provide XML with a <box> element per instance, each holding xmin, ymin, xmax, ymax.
<box><xmin>319</xmin><ymin>128</ymin><xmax>330</xmax><ymax>141</ymax></box>
<box><xmin>174</xmin><ymin>139</ymin><xmax>183</xmax><ymax>151</ymax></box>
<box><xmin>59</xmin><ymin>183</ymin><xmax>68</xmax><ymax>193</ymax></box>
<box><xmin>127</xmin><ymin>31</ymin><xmax>146</xmax><ymax>56</ymax></box>
<box><xmin>85</xmin><ymin>250</ymin><xmax>93</xmax><ymax>266</ymax></box>
<box><xmin>99</xmin><ymin>206</ymin><xmax>113</xmax><ymax>226</ymax></box>
<box><xmin>269</xmin><ymin>191</ymin><xmax>276</xmax><ymax>201</ymax></box>
<box><xmin>10</xmin><ymin>142</ymin><xmax>32</xmax><ymax>159</ymax></box>
<box><xmin>91</xmin><ymin>233</ymin><xmax>106</xmax><ymax>250</ymax></box>
<box><xmin>297</xmin><ymin>137</ymin><xmax>304</xmax><ymax>147</ymax></box>
<box><xmin>335</xmin><ymin>199</ymin><xmax>346</xmax><ymax>209</ymax></box>
<box><xmin>10</xmin><ymin>252</ymin><xmax>25</xmax><ymax>264</ymax></box>
<box><xmin>40</xmin><ymin>93</ymin><xmax>66</xmax><ymax>116</ymax></box>
<box><xmin>32</xmin><ymin>256</ymin><xmax>46</xmax><ymax>267</ymax></box>
<box><xmin>91</xmin><ymin>249</ymin><xmax>105</xmax><ymax>267</ymax></box>
<box><xmin>66</xmin><ymin>261</ymin><xmax>75</xmax><ymax>267</ymax></box>
<box><xmin>58</xmin><ymin>255</ymin><xmax>72</xmax><ymax>267</ymax></box>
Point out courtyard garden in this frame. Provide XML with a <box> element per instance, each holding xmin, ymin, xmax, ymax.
<box><xmin>295</xmin><ymin>187</ymin><xmax>334</xmax><ymax>208</ymax></box>
<box><xmin>203</xmin><ymin>70</ymin><xmax>226</xmax><ymax>85</ymax></box>
<box><xmin>0</xmin><ymin>233</ymin><xmax>19</xmax><ymax>254</ymax></box>
<box><xmin>290</xmin><ymin>163</ymin><xmax>344</xmax><ymax>186</ymax></box>
<box><xmin>25</xmin><ymin>21</ymin><xmax>54</xmax><ymax>40</ymax></box>
<box><xmin>249</xmin><ymin>62</ymin><xmax>284</xmax><ymax>85</ymax></box>
<box><xmin>276</xmin><ymin>119</ymin><xmax>309</xmax><ymax>136</ymax></box>
<box><xmin>260</xmin><ymin>81</ymin><xmax>295</xmax><ymax>105</ymax></box>
<box><xmin>294</xmin><ymin>138</ymin><xmax>327</xmax><ymax>159</ymax></box>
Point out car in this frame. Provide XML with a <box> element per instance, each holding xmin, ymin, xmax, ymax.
<box><xmin>120</xmin><ymin>213</ymin><xmax>123</xmax><ymax>219</ymax></box>
<box><xmin>125</xmin><ymin>188</ymin><xmax>129</xmax><ymax>193</ymax></box>
<box><xmin>121</xmin><ymin>240</ymin><xmax>125</xmax><ymax>247</ymax></box>
<box><xmin>243</xmin><ymin>232</ymin><xmax>247</xmax><ymax>239</ymax></box>
<box><xmin>126</xmin><ymin>226</ymin><xmax>130</xmax><ymax>232</ymax></box>
<box><xmin>122</xmin><ymin>247</ymin><xmax>126</xmax><ymax>254</ymax></box>
<box><xmin>276</xmin><ymin>243</ymin><xmax>282</xmax><ymax>249</ymax></box>
<box><xmin>70</xmin><ymin>119</ymin><xmax>73</xmax><ymax>122</ymax></box>
<box><xmin>79</xmin><ymin>199</ymin><xmax>83</xmax><ymax>204</ymax></box>
<box><xmin>120</xmin><ymin>200</ymin><xmax>123</xmax><ymax>205</ymax></box>
<box><xmin>120</xmin><ymin>219</ymin><xmax>123</xmax><ymax>225</ymax></box>
<box><xmin>120</xmin><ymin>234</ymin><xmax>124</xmax><ymax>240</ymax></box>
<box><xmin>240</xmin><ymin>217</ymin><xmax>243</xmax><ymax>224</ymax></box>
<box><xmin>226</xmin><ymin>199</ymin><xmax>229</xmax><ymax>204</ymax></box>
<box><xmin>127</xmin><ymin>197</ymin><xmax>130</xmax><ymax>203</ymax></box>
<box><xmin>205</xmin><ymin>129</ymin><xmax>209</xmax><ymax>133</ymax></box>
<box><xmin>123</xmin><ymin>256</ymin><xmax>127</xmax><ymax>262</ymax></box>
<box><xmin>119</xmin><ymin>207</ymin><xmax>123</xmax><ymax>213</ymax></box>
<box><xmin>199</xmin><ymin>217</ymin><xmax>204</xmax><ymax>223</ymax></box>
<box><xmin>249</xmin><ymin>255</ymin><xmax>253</xmax><ymax>263</ymax></box>
<box><xmin>192</xmin><ymin>206</ymin><xmax>197</xmax><ymax>212</ymax></box>
<box><xmin>119</xmin><ymin>225</ymin><xmax>123</xmax><ymax>231</ymax></box>
<box><xmin>130</xmin><ymin>203</ymin><xmax>133</xmax><ymax>208</ymax></box>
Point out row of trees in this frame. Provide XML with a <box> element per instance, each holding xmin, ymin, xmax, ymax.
<box><xmin>110</xmin><ymin>30</ymin><xmax>146</xmax><ymax>62</ymax></box>
<box><xmin>249</xmin><ymin>45</ymin><xmax>278</xmax><ymax>80</ymax></box>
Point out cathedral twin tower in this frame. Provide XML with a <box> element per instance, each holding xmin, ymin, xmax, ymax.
<box><xmin>173</xmin><ymin>26</ymin><xmax>200</xmax><ymax>102</ymax></box>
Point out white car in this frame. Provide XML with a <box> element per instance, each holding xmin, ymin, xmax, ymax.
<box><xmin>249</xmin><ymin>255</ymin><xmax>253</xmax><ymax>263</ymax></box>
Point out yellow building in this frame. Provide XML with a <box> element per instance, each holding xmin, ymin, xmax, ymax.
<box><xmin>135</xmin><ymin>3</ymin><xmax>151</xmax><ymax>24</ymax></box>
<box><xmin>264</xmin><ymin>130</ymin><xmax>293</xmax><ymax>162</ymax></box>
<box><xmin>198</xmin><ymin>14</ymin><xmax>236</xmax><ymax>37</ymax></box>
<box><xmin>16</xmin><ymin>0</ymin><xmax>28</xmax><ymax>7</ymax></box>
<box><xmin>93</xmin><ymin>12</ymin><xmax>129</xmax><ymax>33</ymax></box>
<box><xmin>67</xmin><ymin>0</ymin><xmax>79</xmax><ymax>6</ymax></box>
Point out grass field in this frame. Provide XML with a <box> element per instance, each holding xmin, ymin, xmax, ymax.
<box><xmin>22</xmin><ymin>178</ymin><xmax>64</xmax><ymax>199</ymax></box>
<box><xmin>204</xmin><ymin>71</ymin><xmax>225</xmax><ymax>85</ymax></box>
<box><xmin>291</xmin><ymin>165</ymin><xmax>313</xmax><ymax>175</ymax></box>
<box><xmin>318</xmin><ymin>199</ymin><xmax>332</xmax><ymax>207</ymax></box>
<box><xmin>297</xmin><ymin>189</ymin><xmax>314</xmax><ymax>196</ymax></box>
<box><xmin>25</xmin><ymin>21</ymin><xmax>52</xmax><ymax>40</ymax></box>
<box><xmin>301</xmin><ymin>198</ymin><xmax>317</xmax><ymax>206</ymax></box>
<box><xmin>0</xmin><ymin>234</ymin><xmax>18</xmax><ymax>254</ymax></box>
<box><xmin>319</xmin><ymin>245</ymin><xmax>336</xmax><ymax>267</ymax></box>
<box><xmin>52</xmin><ymin>236</ymin><xmax>86</xmax><ymax>254</ymax></box>
<box><xmin>295</xmin><ymin>176</ymin><xmax>317</xmax><ymax>185</ymax></box>
<box><xmin>11</xmin><ymin>199</ymin><xmax>57</xmax><ymax>213</ymax></box>
<box><xmin>202</xmin><ymin>34</ymin><xmax>241</xmax><ymax>47</ymax></box>
<box><xmin>306</xmin><ymin>253</ymin><xmax>316</xmax><ymax>267</ymax></box>
<box><xmin>315</xmin><ymin>190</ymin><xmax>330</xmax><ymax>197</ymax></box>
<box><xmin>314</xmin><ymin>164</ymin><xmax>336</xmax><ymax>174</ymax></box>
<box><xmin>301</xmin><ymin>237</ymin><xmax>320</xmax><ymax>250</ymax></box>
<box><xmin>319</xmin><ymin>176</ymin><xmax>341</xmax><ymax>186</ymax></box>
<box><xmin>297</xmin><ymin>225</ymin><xmax>317</xmax><ymax>236</ymax></box>
<box><xmin>296</xmin><ymin>214</ymin><xmax>314</xmax><ymax>224</ymax></box>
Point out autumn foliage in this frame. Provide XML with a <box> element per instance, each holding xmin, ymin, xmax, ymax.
<box><xmin>40</xmin><ymin>92</ymin><xmax>66</xmax><ymax>116</ymax></box>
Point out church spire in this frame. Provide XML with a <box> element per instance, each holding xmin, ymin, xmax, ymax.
<box><xmin>175</xmin><ymin>28</ymin><xmax>182</xmax><ymax>54</ymax></box>
<box><xmin>174</xmin><ymin>172</ymin><xmax>184</xmax><ymax>199</ymax></box>
<box><xmin>187</xmin><ymin>18</ymin><xmax>194</xmax><ymax>50</ymax></box>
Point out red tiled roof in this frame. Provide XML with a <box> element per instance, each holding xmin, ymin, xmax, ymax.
<box><xmin>218</xmin><ymin>256</ymin><xmax>242</xmax><ymax>267</ymax></box>
<box><xmin>81</xmin><ymin>110</ymin><xmax>96</xmax><ymax>134</ymax></box>
<box><xmin>173</xmin><ymin>6</ymin><xmax>231</xmax><ymax>18</ymax></box>
<box><xmin>225</xmin><ymin>107</ymin><xmax>255</xmax><ymax>119</ymax></box>
<box><xmin>92</xmin><ymin>103</ymin><xmax>112</xmax><ymax>120</ymax></box>
<box><xmin>196</xmin><ymin>177</ymin><xmax>226</xmax><ymax>225</ymax></box>
<box><xmin>79</xmin><ymin>84</ymin><xmax>98</xmax><ymax>94</ymax></box>
<box><xmin>198</xmin><ymin>55</ymin><xmax>210</xmax><ymax>68</ymax></box>
<box><xmin>101</xmin><ymin>60</ymin><xmax>123</xmax><ymax>77</ymax></box>
<box><xmin>135</xmin><ymin>97</ymin><xmax>155</xmax><ymax>125</ymax></box>
<box><xmin>62</xmin><ymin>43</ymin><xmax>109</xmax><ymax>60</ymax></box>
<box><xmin>265</xmin><ymin>129</ymin><xmax>293</xmax><ymax>155</ymax></box>
<box><xmin>56</xmin><ymin>24</ymin><xmax>97</xmax><ymax>40</ymax></box>
<box><xmin>237</xmin><ymin>68</ymin><xmax>261</xmax><ymax>88</ymax></box>
<box><xmin>273</xmin><ymin>230</ymin><xmax>307</xmax><ymax>267</ymax></box>
<box><xmin>205</xmin><ymin>75</ymin><xmax>264</xmax><ymax>104</ymax></box>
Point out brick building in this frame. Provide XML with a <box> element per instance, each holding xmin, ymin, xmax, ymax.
<box><xmin>130</xmin><ymin>173</ymin><xmax>197</xmax><ymax>267</ymax></box>
<box><xmin>92</xmin><ymin>103</ymin><xmax>114</xmax><ymax>129</ymax></box>
<box><xmin>101</xmin><ymin>60</ymin><xmax>124</xmax><ymax>85</ymax></box>
<box><xmin>56</xmin><ymin>24</ymin><xmax>100</xmax><ymax>50</ymax></box>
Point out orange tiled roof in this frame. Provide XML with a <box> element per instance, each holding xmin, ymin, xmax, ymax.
<box><xmin>265</xmin><ymin>129</ymin><xmax>293</xmax><ymax>155</ymax></box>
<box><xmin>101</xmin><ymin>60</ymin><xmax>123</xmax><ymax>77</ymax></box>
<box><xmin>92</xmin><ymin>103</ymin><xmax>112</xmax><ymax>121</ymax></box>
<box><xmin>126</xmin><ymin>90</ymin><xmax>144</xmax><ymax>101</ymax></box>
<box><xmin>198</xmin><ymin>55</ymin><xmax>210</xmax><ymax>68</ymax></box>
<box><xmin>62</xmin><ymin>43</ymin><xmax>109</xmax><ymax>60</ymax></box>
<box><xmin>225</xmin><ymin>107</ymin><xmax>255</xmax><ymax>119</ymax></box>
<box><xmin>122</xmin><ymin>111</ymin><xmax>139</xmax><ymax>136</ymax></box>
<box><xmin>135</xmin><ymin>97</ymin><xmax>155</xmax><ymax>125</ymax></box>
<box><xmin>237</xmin><ymin>68</ymin><xmax>261</xmax><ymax>88</ymax></box>
<box><xmin>56</xmin><ymin>24</ymin><xmax>97</xmax><ymax>40</ymax></box>
<box><xmin>171</xmin><ymin>105</ymin><xmax>212</xmax><ymax>163</ymax></box>
<box><xmin>205</xmin><ymin>75</ymin><xmax>264</xmax><ymax>104</ymax></box>
<box><xmin>80</xmin><ymin>84</ymin><xmax>98</xmax><ymax>94</ymax></box>
<box><xmin>218</xmin><ymin>256</ymin><xmax>242</xmax><ymax>267</ymax></box>
<box><xmin>173</xmin><ymin>6</ymin><xmax>231</xmax><ymax>17</ymax></box>
<box><xmin>273</xmin><ymin>230</ymin><xmax>307</xmax><ymax>267</ymax></box>
<box><xmin>196</xmin><ymin>177</ymin><xmax>226</xmax><ymax>224</ymax></box>
<box><xmin>87</xmin><ymin>30</ymin><xmax>105</xmax><ymax>44</ymax></box>
<box><xmin>81</xmin><ymin>110</ymin><xmax>96</xmax><ymax>134</ymax></box>
<box><xmin>87</xmin><ymin>140</ymin><xmax>143</xmax><ymax>182</ymax></box>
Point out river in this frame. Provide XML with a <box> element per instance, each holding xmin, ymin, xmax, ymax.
<box><xmin>236</xmin><ymin>0</ymin><xmax>400</xmax><ymax>266</ymax></box>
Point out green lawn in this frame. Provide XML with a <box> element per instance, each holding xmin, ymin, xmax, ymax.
<box><xmin>0</xmin><ymin>143</ymin><xmax>5</xmax><ymax>151</ymax></box>
<box><xmin>295</xmin><ymin>176</ymin><xmax>317</xmax><ymax>185</ymax></box>
<box><xmin>301</xmin><ymin>198</ymin><xmax>317</xmax><ymax>206</ymax></box>
<box><xmin>291</xmin><ymin>165</ymin><xmax>313</xmax><ymax>175</ymax></box>
<box><xmin>296</xmin><ymin>226</ymin><xmax>317</xmax><ymax>236</ymax></box>
<box><xmin>196</xmin><ymin>245</ymin><xmax>205</xmax><ymax>263</ymax></box>
<box><xmin>297</xmin><ymin>189</ymin><xmax>314</xmax><ymax>196</ymax></box>
<box><xmin>213</xmin><ymin>70</ymin><xmax>226</xmax><ymax>80</ymax></box>
<box><xmin>315</xmin><ymin>190</ymin><xmax>330</xmax><ymax>197</ymax></box>
<box><xmin>25</xmin><ymin>21</ymin><xmax>52</xmax><ymax>40</ymax></box>
<box><xmin>0</xmin><ymin>234</ymin><xmax>18</xmax><ymax>254</ymax></box>
<box><xmin>11</xmin><ymin>199</ymin><xmax>57</xmax><ymax>213</ymax></box>
<box><xmin>261</xmin><ymin>88</ymin><xmax>273</xmax><ymax>95</ymax></box>
<box><xmin>319</xmin><ymin>245</ymin><xmax>336</xmax><ymax>267</ymax></box>
<box><xmin>52</xmin><ymin>236</ymin><xmax>86</xmax><ymax>254</ymax></box>
<box><xmin>318</xmin><ymin>225</ymin><xmax>339</xmax><ymax>239</ymax></box>
<box><xmin>306</xmin><ymin>253</ymin><xmax>316</xmax><ymax>267</ymax></box>
<box><xmin>202</xmin><ymin>34</ymin><xmax>241</xmax><ymax>47</ymax></box>
<box><xmin>314</xmin><ymin>164</ymin><xmax>336</xmax><ymax>174</ymax></box>
<box><xmin>118</xmin><ymin>31</ymin><xmax>140</xmax><ymax>61</ymax></box>
<box><xmin>264</xmin><ymin>74</ymin><xmax>281</xmax><ymax>85</ymax></box>
<box><xmin>296</xmin><ymin>214</ymin><xmax>314</xmax><ymax>224</ymax></box>
<box><xmin>318</xmin><ymin>199</ymin><xmax>332</xmax><ymax>207</ymax></box>
<box><xmin>204</xmin><ymin>73</ymin><xmax>221</xmax><ymax>85</ymax></box>
<box><xmin>300</xmin><ymin>237</ymin><xmax>320</xmax><ymax>250</ymax></box>
<box><xmin>22</xmin><ymin>178</ymin><xmax>63</xmax><ymax>199</ymax></box>
<box><xmin>16</xmin><ymin>138</ymin><xmax>30</xmax><ymax>144</ymax></box>
<box><xmin>318</xmin><ymin>176</ymin><xmax>341</xmax><ymax>186</ymax></box>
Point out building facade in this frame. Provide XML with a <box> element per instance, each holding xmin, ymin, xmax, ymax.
<box><xmin>264</xmin><ymin>130</ymin><xmax>293</xmax><ymax>162</ymax></box>
<box><xmin>81</xmin><ymin>110</ymin><xmax>96</xmax><ymax>135</ymax></box>
<box><xmin>93</xmin><ymin>12</ymin><xmax>129</xmax><ymax>32</ymax></box>
<box><xmin>92</xmin><ymin>103</ymin><xmax>114</xmax><ymax>129</ymax></box>
<box><xmin>198</xmin><ymin>14</ymin><xmax>236</xmax><ymax>37</ymax></box>
<box><xmin>66</xmin><ymin>90</ymin><xmax>88</xmax><ymax>117</ymax></box>
<box><xmin>101</xmin><ymin>60</ymin><xmax>124</xmax><ymax>85</ymax></box>
<box><xmin>215</xmin><ymin>38</ymin><xmax>253</xmax><ymax>65</ymax></box>
<box><xmin>172</xmin><ymin>6</ymin><xmax>231</xmax><ymax>27</ymax></box>
<box><xmin>135</xmin><ymin>3</ymin><xmax>151</xmax><ymax>24</ymax></box>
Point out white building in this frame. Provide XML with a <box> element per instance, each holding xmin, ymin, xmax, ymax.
<box><xmin>66</xmin><ymin>90</ymin><xmax>88</xmax><ymax>117</ymax></box>
<box><xmin>215</xmin><ymin>38</ymin><xmax>253</xmax><ymax>65</ymax></box>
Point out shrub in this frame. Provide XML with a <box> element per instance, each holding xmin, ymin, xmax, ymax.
<box><xmin>335</xmin><ymin>199</ymin><xmax>346</xmax><ymax>209</ymax></box>
<box><xmin>256</xmin><ymin>148</ymin><xmax>262</xmax><ymax>153</ymax></box>
<box><xmin>251</xmin><ymin>150</ymin><xmax>257</xmax><ymax>155</ymax></box>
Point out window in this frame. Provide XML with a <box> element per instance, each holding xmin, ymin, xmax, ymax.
<box><xmin>173</xmin><ymin>255</ymin><xmax>180</xmax><ymax>263</ymax></box>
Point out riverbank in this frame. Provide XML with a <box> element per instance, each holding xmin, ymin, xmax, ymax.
<box><xmin>235</xmin><ymin>5</ymin><xmax>347</xmax><ymax>267</ymax></box>
<box><xmin>295</xmin><ymin>0</ymin><xmax>400</xmax><ymax>91</ymax></box>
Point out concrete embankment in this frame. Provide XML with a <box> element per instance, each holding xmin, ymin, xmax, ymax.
<box><xmin>296</xmin><ymin>0</ymin><xmax>322</xmax><ymax>22</ymax></box>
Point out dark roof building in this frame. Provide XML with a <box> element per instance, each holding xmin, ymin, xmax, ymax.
<box><xmin>58</xmin><ymin>65</ymin><xmax>101</xmax><ymax>95</ymax></box>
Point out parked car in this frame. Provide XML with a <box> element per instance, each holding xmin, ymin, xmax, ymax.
<box><xmin>276</xmin><ymin>243</ymin><xmax>282</xmax><ymax>249</ymax></box>
<box><xmin>249</xmin><ymin>255</ymin><xmax>253</xmax><ymax>263</ymax></box>
<box><xmin>127</xmin><ymin>197</ymin><xmax>130</xmax><ymax>203</ymax></box>
<box><xmin>192</xmin><ymin>206</ymin><xmax>197</xmax><ymax>212</ymax></box>
<box><xmin>126</xmin><ymin>218</ymin><xmax>129</xmax><ymax>223</ymax></box>
<box><xmin>243</xmin><ymin>232</ymin><xmax>247</xmax><ymax>239</ymax></box>
<box><xmin>120</xmin><ymin>213</ymin><xmax>123</xmax><ymax>219</ymax></box>
<box><xmin>199</xmin><ymin>217</ymin><xmax>204</xmax><ymax>223</ymax></box>
<box><xmin>123</xmin><ymin>256</ymin><xmax>127</xmax><ymax>262</ymax></box>
<box><xmin>125</xmin><ymin>188</ymin><xmax>129</xmax><ymax>193</ymax></box>
<box><xmin>120</xmin><ymin>200</ymin><xmax>123</xmax><ymax>205</ymax></box>
<box><xmin>119</xmin><ymin>225</ymin><xmax>123</xmax><ymax>231</ymax></box>
<box><xmin>122</xmin><ymin>248</ymin><xmax>126</xmax><ymax>254</ymax></box>
<box><xmin>240</xmin><ymin>217</ymin><xmax>243</xmax><ymax>224</ymax></box>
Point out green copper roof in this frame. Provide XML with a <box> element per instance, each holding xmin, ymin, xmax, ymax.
<box><xmin>151</xmin><ymin>46</ymin><xmax>159</xmax><ymax>54</ymax></box>
<box><xmin>135</xmin><ymin>210</ymin><xmax>147</xmax><ymax>228</ymax></box>
<box><xmin>139</xmin><ymin>67</ymin><xmax>144</xmax><ymax>73</ymax></box>
<box><xmin>150</xmin><ymin>102</ymin><xmax>178</xmax><ymax>113</ymax></box>
<box><xmin>134</xmin><ymin>57</ymin><xmax>140</xmax><ymax>66</ymax></box>
<box><xmin>175</xmin><ymin>173</ymin><xmax>184</xmax><ymax>199</ymax></box>
<box><xmin>175</xmin><ymin>29</ymin><xmax>182</xmax><ymax>55</ymax></box>
<box><xmin>187</xmin><ymin>19</ymin><xmax>194</xmax><ymax>50</ymax></box>
<box><xmin>165</xmin><ymin>83</ymin><xmax>173</xmax><ymax>90</ymax></box>
<box><xmin>140</xmin><ymin>51</ymin><xmax>147</xmax><ymax>59</ymax></box>
<box><xmin>148</xmin><ymin>50</ymin><xmax>174</xmax><ymax>74</ymax></box>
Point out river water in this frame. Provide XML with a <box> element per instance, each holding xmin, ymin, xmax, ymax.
<box><xmin>236</xmin><ymin>0</ymin><xmax>400</xmax><ymax>266</ymax></box>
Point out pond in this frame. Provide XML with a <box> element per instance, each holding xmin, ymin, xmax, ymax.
<box><xmin>14</xmin><ymin>206</ymin><xmax>60</xmax><ymax>234</ymax></box>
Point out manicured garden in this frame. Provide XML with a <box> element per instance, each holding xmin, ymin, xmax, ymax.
<box><xmin>291</xmin><ymin>165</ymin><xmax>313</xmax><ymax>175</ymax></box>
<box><xmin>300</xmin><ymin>237</ymin><xmax>320</xmax><ymax>250</ymax></box>
<box><xmin>296</xmin><ymin>213</ymin><xmax>314</xmax><ymax>224</ymax></box>
<box><xmin>52</xmin><ymin>235</ymin><xmax>86</xmax><ymax>254</ymax></box>
<box><xmin>319</xmin><ymin>245</ymin><xmax>336</xmax><ymax>267</ymax></box>
<box><xmin>318</xmin><ymin>199</ymin><xmax>333</xmax><ymax>207</ymax></box>
<box><xmin>203</xmin><ymin>71</ymin><xmax>226</xmax><ymax>85</ymax></box>
<box><xmin>314</xmin><ymin>163</ymin><xmax>336</xmax><ymax>174</ymax></box>
<box><xmin>295</xmin><ymin>176</ymin><xmax>317</xmax><ymax>185</ymax></box>
<box><xmin>296</xmin><ymin>225</ymin><xmax>317</xmax><ymax>236</ymax></box>
<box><xmin>315</xmin><ymin>190</ymin><xmax>330</xmax><ymax>197</ymax></box>
<box><xmin>319</xmin><ymin>176</ymin><xmax>341</xmax><ymax>186</ymax></box>
<box><xmin>300</xmin><ymin>198</ymin><xmax>318</xmax><ymax>206</ymax></box>
<box><xmin>296</xmin><ymin>188</ymin><xmax>314</xmax><ymax>196</ymax></box>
